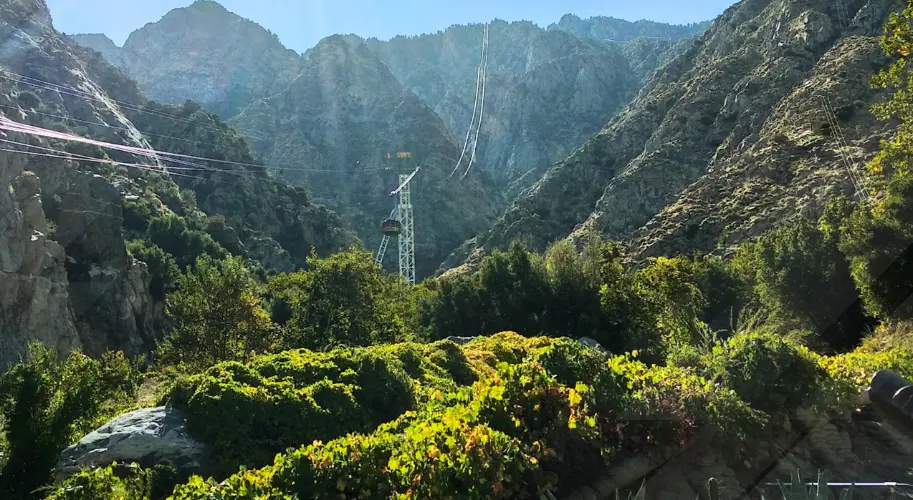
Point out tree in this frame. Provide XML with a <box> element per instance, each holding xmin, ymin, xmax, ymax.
<box><xmin>475</xmin><ymin>241</ymin><xmax>551</xmax><ymax>336</ymax></box>
<box><xmin>733</xmin><ymin>218</ymin><xmax>868</xmax><ymax>350</ymax></box>
<box><xmin>158</xmin><ymin>256</ymin><xmax>274</xmax><ymax>369</ymax></box>
<box><xmin>634</xmin><ymin>256</ymin><xmax>710</xmax><ymax>348</ymax></box>
<box><xmin>268</xmin><ymin>248</ymin><xmax>410</xmax><ymax>350</ymax></box>
<box><xmin>0</xmin><ymin>344</ymin><xmax>138</xmax><ymax>499</ymax></box>
<box><xmin>825</xmin><ymin>2</ymin><xmax>913</xmax><ymax>321</ymax></box>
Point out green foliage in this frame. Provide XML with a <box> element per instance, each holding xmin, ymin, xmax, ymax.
<box><xmin>122</xmin><ymin>200</ymin><xmax>154</xmax><ymax>236</ymax></box>
<box><xmin>171</xmin><ymin>359</ymin><xmax>602</xmax><ymax>499</ymax></box>
<box><xmin>732</xmin><ymin>218</ymin><xmax>868</xmax><ymax>350</ymax></box>
<box><xmin>0</xmin><ymin>344</ymin><xmax>139</xmax><ymax>499</ymax></box>
<box><xmin>268</xmin><ymin>248</ymin><xmax>412</xmax><ymax>351</ymax></box>
<box><xmin>48</xmin><ymin>463</ymin><xmax>181</xmax><ymax>500</ymax></box>
<box><xmin>610</xmin><ymin>352</ymin><xmax>765</xmax><ymax>446</ymax></box>
<box><xmin>146</xmin><ymin>215</ymin><xmax>227</xmax><ymax>270</ymax></box>
<box><xmin>633</xmin><ymin>256</ymin><xmax>715</xmax><ymax>352</ymax></box>
<box><xmin>157</xmin><ymin>256</ymin><xmax>275</xmax><ymax>371</ymax></box>
<box><xmin>164</xmin><ymin>341</ymin><xmax>484</xmax><ymax>475</ymax></box>
<box><xmin>824</xmin><ymin>1</ymin><xmax>913</xmax><ymax>321</ymax></box>
<box><xmin>419</xmin><ymin>239</ymin><xmax>652</xmax><ymax>355</ymax></box>
<box><xmin>126</xmin><ymin>241</ymin><xmax>179</xmax><ymax>301</ymax></box>
<box><xmin>707</xmin><ymin>332</ymin><xmax>825</xmax><ymax>416</ymax></box>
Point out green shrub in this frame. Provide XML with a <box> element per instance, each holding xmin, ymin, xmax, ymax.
<box><xmin>146</xmin><ymin>214</ymin><xmax>227</xmax><ymax>270</ymax></box>
<box><xmin>708</xmin><ymin>332</ymin><xmax>825</xmax><ymax>415</ymax></box>
<box><xmin>48</xmin><ymin>463</ymin><xmax>181</xmax><ymax>500</ymax></box>
<box><xmin>267</xmin><ymin>248</ymin><xmax>411</xmax><ymax>351</ymax></box>
<box><xmin>0</xmin><ymin>345</ymin><xmax>140</xmax><ymax>499</ymax></box>
<box><xmin>157</xmin><ymin>256</ymin><xmax>275</xmax><ymax>371</ymax></box>
<box><xmin>171</xmin><ymin>360</ymin><xmax>600</xmax><ymax>499</ymax></box>
<box><xmin>122</xmin><ymin>200</ymin><xmax>154</xmax><ymax>236</ymax></box>
<box><xmin>127</xmin><ymin>240</ymin><xmax>180</xmax><ymax>301</ymax></box>
<box><xmin>610</xmin><ymin>353</ymin><xmax>765</xmax><ymax>447</ymax></box>
<box><xmin>732</xmin><ymin>218</ymin><xmax>867</xmax><ymax>350</ymax></box>
<box><xmin>167</xmin><ymin>346</ymin><xmax>419</xmax><ymax>475</ymax></box>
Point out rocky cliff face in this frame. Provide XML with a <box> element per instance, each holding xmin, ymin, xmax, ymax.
<box><xmin>116</xmin><ymin>0</ymin><xmax>302</xmax><ymax>118</ymax></box>
<box><xmin>0</xmin><ymin>0</ymin><xmax>354</xmax><ymax>365</ymax></box>
<box><xmin>232</xmin><ymin>36</ymin><xmax>502</xmax><ymax>279</ymax></box>
<box><xmin>447</xmin><ymin>0</ymin><xmax>904</xmax><ymax>274</ymax></box>
<box><xmin>548</xmin><ymin>14</ymin><xmax>710</xmax><ymax>42</ymax></box>
<box><xmin>0</xmin><ymin>0</ymin><xmax>160</xmax><ymax>365</ymax></box>
<box><xmin>363</xmin><ymin>20</ymin><xmax>703</xmax><ymax>191</ymax></box>
<box><xmin>69</xmin><ymin>7</ymin><xmax>707</xmax><ymax>215</ymax></box>
<box><xmin>0</xmin><ymin>148</ymin><xmax>80</xmax><ymax>370</ymax></box>
<box><xmin>66</xmin><ymin>33</ymin><xmax>122</xmax><ymax>66</ymax></box>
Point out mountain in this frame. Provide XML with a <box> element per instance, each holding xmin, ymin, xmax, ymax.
<box><xmin>361</xmin><ymin>19</ymin><xmax>705</xmax><ymax>192</ymax></box>
<box><xmin>67</xmin><ymin>5</ymin><xmax>709</xmax><ymax>262</ymax></box>
<box><xmin>0</xmin><ymin>0</ymin><xmax>353</xmax><ymax>368</ymax></box>
<box><xmin>115</xmin><ymin>0</ymin><xmax>301</xmax><ymax>118</ymax></box>
<box><xmin>446</xmin><ymin>0</ymin><xmax>905</xmax><ymax>274</ymax></box>
<box><xmin>231</xmin><ymin>36</ymin><xmax>502</xmax><ymax>279</ymax></box>
<box><xmin>548</xmin><ymin>14</ymin><xmax>711</xmax><ymax>42</ymax></box>
<box><xmin>65</xmin><ymin>33</ymin><xmax>122</xmax><ymax>64</ymax></box>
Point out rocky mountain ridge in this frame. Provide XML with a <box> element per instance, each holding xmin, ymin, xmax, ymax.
<box><xmin>231</xmin><ymin>35</ymin><xmax>502</xmax><ymax>279</ymax></box>
<box><xmin>67</xmin><ymin>4</ymin><xmax>711</xmax><ymax>265</ymax></box>
<box><xmin>0</xmin><ymin>0</ymin><xmax>354</xmax><ymax>367</ymax></box>
<box><xmin>74</xmin><ymin>0</ymin><xmax>302</xmax><ymax>119</ymax></box>
<box><xmin>446</xmin><ymin>0</ymin><xmax>905</xmax><ymax>274</ymax></box>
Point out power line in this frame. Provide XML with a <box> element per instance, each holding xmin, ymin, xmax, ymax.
<box><xmin>0</xmin><ymin>115</ymin><xmax>389</xmax><ymax>176</ymax></box>
<box><xmin>818</xmin><ymin>95</ymin><xmax>869</xmax><ymax>202</ymax></box>
<box><xmin>0</xmin><ymin>69</ymin><xmax>266</xmax><ymax>141</ymax></box>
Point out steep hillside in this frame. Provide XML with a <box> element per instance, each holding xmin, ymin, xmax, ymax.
<box><xmin>548</xmin><ymin>14</ymin><xmax>710</xmax><ymax>42</ymax></box>
<box><xmin>116</xmin><ymin>0</ymin><xmax>302</xmax><ymax>118</ymax></box>
<box><xmin>65</xmin><ymin>33</ymin><xmax>122</xmax><ymax>65</ymax></box>
<box><xmin>0</xmin><ymin>0</ymin><xmax>353</xmax><ymax>367</ymax></box>
<box><xmin>447</xmin><ymin>0</ymin><xmax>904</xmax><ymax>273</ymax></box>
<box><xmin>70</xmin><ymin>8</ymin><xmax>705</xmax><ymax>196</ymax></box>
<box><xmin>232</xmin><ymin>36</ymin><xmax>502</xmax><ymax>280</ymax></box>
<box><xmin>362</xmin><ymin>20</ymin><xmax>700</xmax><ymax>190</ymax></box>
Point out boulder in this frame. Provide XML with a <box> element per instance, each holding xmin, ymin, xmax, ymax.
<box><xmin>445</xmin><ymin>336</ymin><xmax>477</xmax><ymax>346</ymax></box>
<box><xmin>578</xmin><ymin>336</ymin><xmax>611</xmax><ymax>356</ymax></box>
<box><xmin>55</xmin><ymin>406</ymin><xmax>208</xmax><ymax>483</ymax></box>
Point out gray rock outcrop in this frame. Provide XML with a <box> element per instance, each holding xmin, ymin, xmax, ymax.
<box><xmin>56</xmin><ymin>406</ymin><xmax>208</xmax><ymax>483</ymax></box>
<box><xmin>449</xmin><ymin>0</ymin><xmax>907</xmax><ymax>274</ymax></box>
<box><xmin>0</xmin><ymin>151</ymin><xmax>80</xmax><ymax>370</ymax></box>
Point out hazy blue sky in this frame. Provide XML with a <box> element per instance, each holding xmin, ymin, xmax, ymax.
<box><xmin>46</xmin><ymin>0</ymin><xmax>736</xmax><ymax>53</ymax></box>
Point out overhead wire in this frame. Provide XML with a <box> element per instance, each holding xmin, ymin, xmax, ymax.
<box><xmin>818</xmin><ymin>95</ymin><xmax>869</xmax><ymax>202</ymax></box>
<box><xmin>462</xmin><ymin>23</ymin><xmax>490</xmax><ymax>180</ymax></box>
<box><xmin>0</xmin><ymin>69</ymin><xmax>267</xmax><ymax>140</ymax></box>
<box><xmin>449</xmin><ymin>23</ymin><xmax>487</xmax><ymax>179</ymax></box>
<box><xmin>1</xmin><ymin>72</ymin><xmax>406</xmax><ymax>175</ymax></box>
<box><xmin>0</xmin><ymin>115</ymin><xmax>390</xmax><ymax>176</ymax></box>
<box><xmin>0</xmin><ymin>68</ymin><xmax>268</xmax><ymax>138</ymax></box>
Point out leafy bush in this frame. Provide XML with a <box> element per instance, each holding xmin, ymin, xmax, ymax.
<box><xmin>127</xmin><ymin>240</ymin><xmax>180</xmax><ymax>301</ymax></box>
<box><xmin>267</xmin><ymin>248</ymin><xmax>412</xmax><ymax>351</ymax></box>
<box><xmin>122</xmin><ymin>200</ymin><xmax>154</xmax><ymax>236</ymax></box>
<box><xmin>419</xmin><ymin>239</ymin><xmax>652</xmax><ymax>354</ymax></box>
<box><xmin>707</xmin><ymin>332</ymin><xmax>825</xmax><ymax>416</ymax></box>
<box><xmin>157</xmin><ymin>256</ymin><xmax>275</xmax><ymax>371</ymax></box>
<box><xmin>171</xmin><ymin>360</ymin><xmax>601</xmax><ymax>499</ymax></box>
<box><xmin>610</xmin><ymin>353</ymin><xmax>765</xmax><ymax>447</ymax></box>
<box><xmin>146</xmin><ymin>214</ymin><xmax>227</xmax><ymax>270</ymax></box>
<box><xmin>47</xmin><ymin>463</ymin><xmax>180</xmax><ymax>500</ymax></box>
<box><xmin>732</xmin><ymin>218</ymin><xmax>868</xmax><ymax>350</ymax></box>
<box><xmin>0</xmin><ymin>344</ymin><xmax>139</xmax><ymax>499</ymax></box>
<box><xmin>166</xmin><ymin>345</ymin><xmax>436</xmax><ymax>474</ymax></box>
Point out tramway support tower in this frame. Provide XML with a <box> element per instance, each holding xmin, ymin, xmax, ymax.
<box><xmin>396</xmin><ymin>171</ymin><xmax>416</xmax><ymax>285</ymax></box>
<box><xmin>376</xmin><ymin>152</ymin><xmax>419</xmax><ymax>285</ymax></box>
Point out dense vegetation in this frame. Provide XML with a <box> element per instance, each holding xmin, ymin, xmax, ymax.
<box><xmin>5</xmin><ymin>3</ymin><xmax>913</xmax><ymax>499</ymax></box>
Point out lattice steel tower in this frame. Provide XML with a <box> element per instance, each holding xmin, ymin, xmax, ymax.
<box><xmin>396</xmin><ymin>172</ymin><xmax>416</xmax><ymax>285</ymax></box>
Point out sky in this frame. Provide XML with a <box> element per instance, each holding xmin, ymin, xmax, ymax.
<box><xmin>45</xmin><ymin>0</ymin><xmax>737</xmax><ymax>53</ymax></box>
